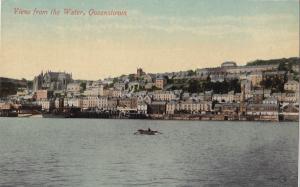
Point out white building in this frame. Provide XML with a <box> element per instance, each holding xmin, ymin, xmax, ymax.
<box><xmin>84</xmin><ymin>85</ymin><xmax>104</xmax><ymax>96</ymax></box>
<box><xmin>178</xmin><ymin>100</ymin><xmax>211</xmax><ymax>114</ymax></box>
<box><xmin>283</xmin><ymin>93</ymin><xmax>298</xmax><ymax>103</ymax></box>
<box><xmin>271</xmin><ymin>93</ymin><xmax>286</xmax><ymax>103</ymax></box>
<box><xmin>226</xmin><ymin>64</ymin><xmax>278</xmax><ymax>74</ymax></box>
<box><xmin>137</xmin><ymin>101</ymin><xmax>148</xmax><ymax>114</ymax></box>
<box><xmin>166</xmin><ymin>101</ymin><xmax>178</xmax><ymax>114</ymax></box>
<box><xmin>210</xmin><ymin>74</ymin><xmax>225</xmax><ymax>82</ymax></box>
<box><xmin>97</xmin><ymin>97</ymin><xmax>108</xmax><ymax>109</ymax></box>
<box><xmin>37</xmin><ymin>99</ymin><xmax>54</xmax><ymax>111</ymax></box>
<box><xmin>112</xmin><ymin>90</ymin><xmax>123</xmax><ymax>97</ymax></box>
<box><xmin>16</xmin><ymin>88</ymin><xmax>29</xmax><ymax>97</ymax></box>
<box><xmin>263</xmin><ymin>97</ymin><xmax>278</xmax><ymax>105</ymax></box>
<box><xmin>64</xmin><ymin>97</ymin><xmax>83</xmax><ymax>108</ymax></box>
<box><xmin>82</xmin><ymin>96</ymin><xmax>99</xmax><ymax>108</ymax></box>
<box><xmin>67</xmin><ymin>83</ymin><xmax>81</xmax><ymax>93</ymax></box>
<box><xmin>102</xmin><ymin>78</ymin><xmax>114</xmax><ymax>85</ymax></box>
<box><xmin>166</xmin><ymin>100</ymin><xmax>212</xmax><ymax>114</ymax></box>
<box><xmin>114</xmin><ymin>82</ymin><xmax>126</xmax><ymax>91</ymax></box>
<box><xmin>153</xmin><ymin>91</ymin><xmax>177</xmax><ymax>101</ymax></box>
<box><xmin>284</xmin><ymin>80</ymin><xmax>299</xmax><ymax>92</ymax></box>
<box><xmin>212</xmin><ymin>93</ymin><xmax>235</xmax><ymax>103</ymax></box>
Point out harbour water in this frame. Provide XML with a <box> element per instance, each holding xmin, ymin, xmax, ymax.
<box><xmin>0</xmin><ymin>118</ymin><xmax>298</xmax><ymax>186</ymax></box>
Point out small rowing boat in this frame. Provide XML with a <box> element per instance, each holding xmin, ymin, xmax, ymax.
<box><xmin>134</xmin><ymin>128</ymin><xmax>161</xmax><ymax>135</ymax></box>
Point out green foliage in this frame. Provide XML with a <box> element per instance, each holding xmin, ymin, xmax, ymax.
<box><xmin>0</xmin><ymin>78</ymin><xmax>27</xmax><ymax>98</ymax></box>
<box><xmin>293</xmin><ymin>73</ymin><xmax>299</xmax><ymax>81</ymax></box>
<box><xmin>187</xmin><ymin>79</ymin><xmax>201</xmax><ymax>93</ymax></box>
<box><xmin>80</xmin><ymin>82</ymin><xmax>86</xmax><ymax>91</ymax></box>
<box><xmin>187</xmin><ymin>70</ymin><xmax>196</xmax><ymax>76</ymax></box>
<box><xmin>113</xmin><ymin>78</ymin><xmax>119</xmax><ymax>84</ymax></box>
<box><xmin>278</xmin><ymin>62</ymin><xmax>288</xmax><ymax>71</ymax></box>
<box><xmin>206</xmin><ymin>76</ymin><xmax>211</xmax><ymax>82</ymax></box>
<box><xmin>0</xmin><ymin>82</ymin><xmax>18</xmax><ymax>97</ymax></box>
<box><xmin>133</xmin><ymin>85</ymin><xmax>145</xmax><ymax>92</ymax></box>
<box><xmin>173</xmin><ymin>78</ymin><xmax>188</xmax><ymax>84</ymax></box>
<box><xmin>201</xmin><ymin>79</ymin><xmax>241</xmax><ymax>94</ymax></box>
<box><xmin>137</xmin><ymin>77</ymin><xmax>144</xmax><ymax>81</ymax></box>
<box><xmin>128</xmin><ymin>74</ymin><xmax>136</xmax><ymax>82</ymax></box>
<box><xmin>182</xmin><ymin>78</ymin><xmax>241</xmax><ymax>94</ymax></box>
<box><xmin>212</xmin><ymin>100</ymin><xmax>219</xmax><ymax>109</ymax></box>
<box><xmin>108</xmin><ymin>83</ymin><xmax>114</xmax><ymax>88</ymax></box>
<box><xmin>167</xmin><ymin>78</ymin><xmax>174</xmax><ymax>84</ymax></box>
<box><xmin>246</xmin><ymin>57</ymin><xmax>299</xmax><ymax>66</ymax></box>
<box><xmin>147</xmin><ymin>86</ymin><xmax>161</xmax><ymax>91</ymax></box>
<box><xmin>27</xmin><ymin>80</ymin><xmax>33</xmax><ymax>89</ymax></box>
<box><xmin>260</xmin><ymin>76</ymin><xmax>286</xmax><ymax>92</ymax></box>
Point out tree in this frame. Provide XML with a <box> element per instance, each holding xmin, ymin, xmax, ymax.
<box><xmin>113</xmin><ymin>78</ymin><xmax>119</xmax><ymax>84</ymax></box>
<box><xmin>128</xmin><ymin>74</ymin><xmax>136</xmax><ymax>82</ymax></box>
<box><xmin>278</xmin><ymin>62</ymin><xmax>287</xmax><ymax>71</ymax></box>
<box><xmin>246</xmin><ymin>57</ymin><xmax>299</xmax><ymax>66</ymax></box>
<box><xmin>199</xmin><ymin>79</ymin><xmax>240</xmax><ymax>94</ymax></box>
<box><xmin>187</xmin><ymin>70</ymin><xmax>196</xmax><ymax>76</ymax></box>
<box><xmin>212</xmin><ymin>100</ymin><xmax>219</xmax><ymax>109</ymax></box>
<box><xmin>188</xmin><ymin>79</ymin><xmax>201</xmax><ymax>93</ymax></box>
<box><xmin>206</xmin><ymin>75</ymin><xmax>211</xmax><ymax>82</ymax></box>
<box><xmin>228</xmin><ymin>79</ymin><xmax>241</xmax><ymax>93</ymax></box>
<box><xmin>108</xmin><ymin>83</ymin><xmax>114</xmax><ymax>88</ymax></box>
<box><xmin>168</xmin><ymin>78</ymin><xmax>174</xmax><ymax>84</ymax></box>
<box><xmin>80</xmin><ymin>82</ymin><xmax>86</xmax><ymax>91</ymax></box>
<box><xmin>260</xmin><ymin>77</ymin><xmax>285</xmax><ymax>92</ymax></box>
<box><xmin>148</xmin><ymin>86</ymin><xmax>160</xmax><ymax>91</ymax></box>
<box><xmin>27</xmin><ymin>80</ymin><xmax>33</xmax><ymax>90</ymax></box>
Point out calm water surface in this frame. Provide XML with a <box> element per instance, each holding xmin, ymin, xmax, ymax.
<box><xmin>0</xmin><ymin>118</ymin><xmax>298</xmax><ymax>187</ymax></box>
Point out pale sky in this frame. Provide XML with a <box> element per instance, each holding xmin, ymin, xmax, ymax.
<box><xmin>1</xmin><ymin>0</ymin><xmax>299</xmax><ymax>80</ymax></box>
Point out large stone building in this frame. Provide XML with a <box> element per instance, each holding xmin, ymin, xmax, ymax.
<box><xmin>221</xmin><ymin>61</ymin><xmax>237</xmax><ymax>68</ymax></box>
<box><xmin>152</xmin><ymin>91</ymin><xmax>178</xmax><ymax>101</ymax></box>
<box><xmin>155</xmin><ymin>77</ymin><xmax>167</xmax><ymax>89</ymax></box>
<box><xmin>226</xmin><ymin>64</ymin><xmax>278</xmax><ymax>74</ymax></box>
<box><xmin>33</xmin><ymin>71</ymin><xmax>73</xmax><ymax>92</ymax></box>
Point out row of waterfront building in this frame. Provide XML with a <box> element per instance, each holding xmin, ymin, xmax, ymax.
<box><xmin>1</xmin><ymin>60</ymin><xmax>299</xmax><ymax>121</ymax></box>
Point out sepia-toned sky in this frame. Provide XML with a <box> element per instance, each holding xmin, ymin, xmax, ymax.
<box><xmin>1</xmin><ymin>0</ymin><xmax>299</xmax><ymax>80</ymax></box>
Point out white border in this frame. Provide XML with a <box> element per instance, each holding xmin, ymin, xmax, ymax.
<box><xmin>0</xmin><ymin>0</ymin><xmax>2</xmax><ymax>50</ymax></box>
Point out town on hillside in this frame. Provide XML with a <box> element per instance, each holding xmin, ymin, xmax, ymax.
<box><xmin>0</xmin><ymin>57</ymin><xmax>299</xmax><ymax>121</ymax></box>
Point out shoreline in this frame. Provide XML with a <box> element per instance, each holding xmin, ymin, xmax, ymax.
<box><xmin>0</xmin><ymin>116</ymin><xmax>298</xmax><ymax>122</ymax></box>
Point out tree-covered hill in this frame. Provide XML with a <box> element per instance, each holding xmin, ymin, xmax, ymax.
<box><xmin>246</xmin><ymin>57</ymin><xmax>299</xmax><ymax>66</ymax></box>
<box><xmin>0</xmin><ymin>77</ymin><xmax>29</xmax><ymax>98</ymax></box>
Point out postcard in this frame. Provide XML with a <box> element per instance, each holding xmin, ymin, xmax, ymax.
<box><xmin>0</xmin><ymin>0</ymin><xmax>299</xmax><ymax>186</ymax></box>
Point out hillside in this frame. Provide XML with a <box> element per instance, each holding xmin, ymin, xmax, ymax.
<box><xmin>246</xmin><ymin>57</ymin><xmax>299</xmax><ymax>66</ymax></box>
<box><xmin>0</xmin><ymin>77</ymin><xmax>29</xmax><ymax>98</ymax></box>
